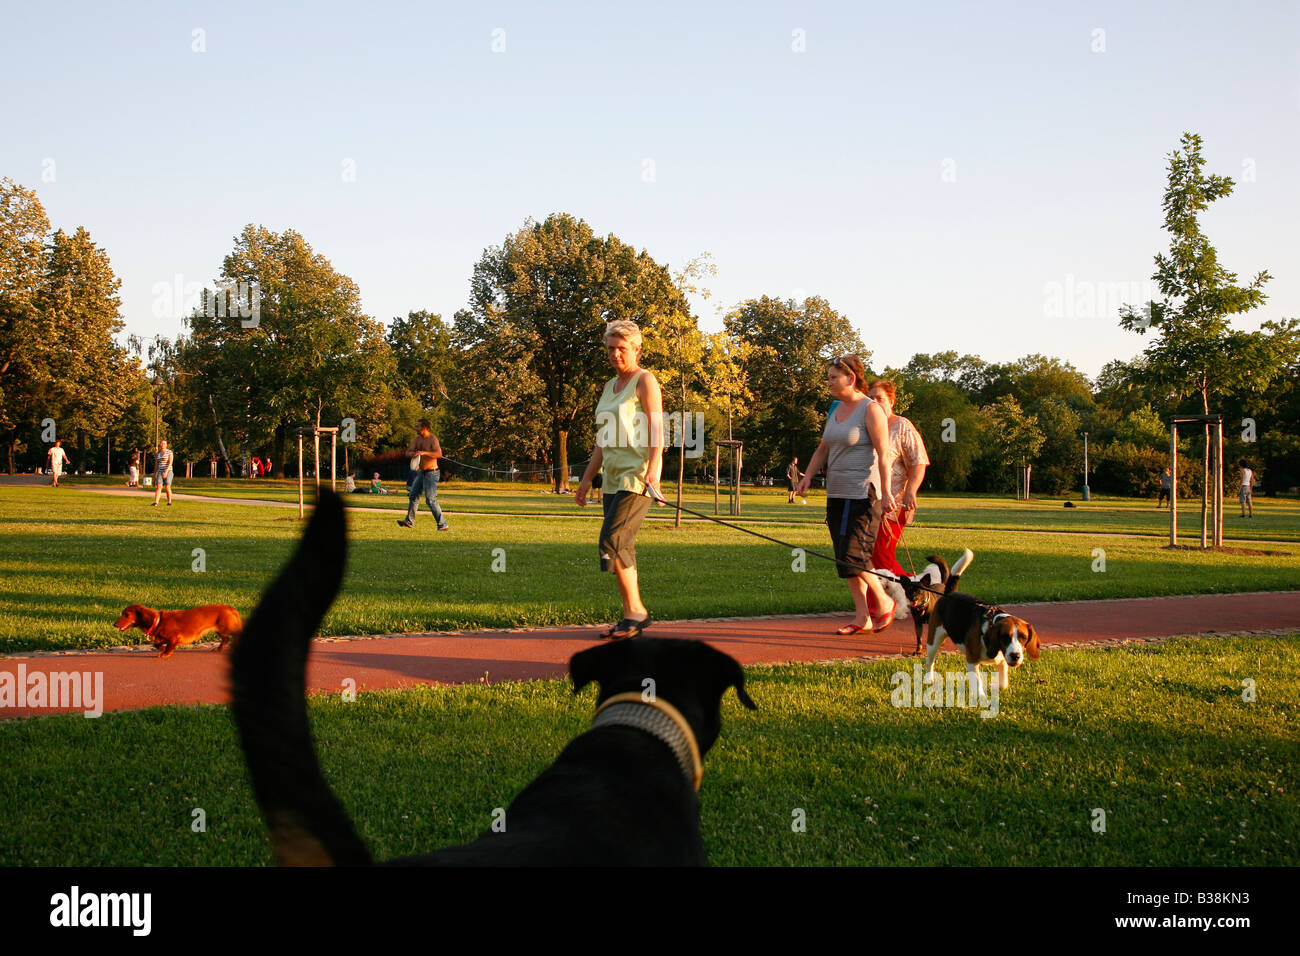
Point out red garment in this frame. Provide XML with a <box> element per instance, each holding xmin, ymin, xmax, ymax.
<box><xmin>865</xmin><ymin>514</ymin><xmax>907</xmax><ymax>615</ymax></box>
<box><xmin>872</xmin><ymin>514</ymin><xmax>906</xmax><ymax>576</ymax></box>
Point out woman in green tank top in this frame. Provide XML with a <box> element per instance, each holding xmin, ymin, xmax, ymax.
<box><xmin>576</xmin><ymin>321</ymin><xmax>664</xmax><ymax>640</ymax></box>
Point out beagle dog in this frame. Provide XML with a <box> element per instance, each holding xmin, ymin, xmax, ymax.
<box><xmin>921</xmin><ymin>566</ymin><xmax>1039</xmax><ymax>697</ymax></box>
<box><xmin>115</xmin><ymin>604</ymin><xmax>243</xmax><ymax>658</ymax></box>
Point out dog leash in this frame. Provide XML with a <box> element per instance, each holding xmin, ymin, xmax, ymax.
<box><xmin>876</xmin><ymin>512</ymin><xmax>918</xmax><ymax>578</ymax></box>
<box><xmin>635</xmin><ymin>485</ymin><xmax>946</xmax><ymax>597</ymax></box>
<box><xmin>441</xmin><ymin>455</ymin><xmax>594</xmax><ymax>478</ymax></box>
<box><xmin>894</xmin><ymin>518</ymin><xmax>919</xmax><ymax>577</ymax></box>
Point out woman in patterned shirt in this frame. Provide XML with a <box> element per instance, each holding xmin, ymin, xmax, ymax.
<box><xmin>152</xmin><ymin>440</ymin><xmax>175</xmax><ymax>507</ymax></box>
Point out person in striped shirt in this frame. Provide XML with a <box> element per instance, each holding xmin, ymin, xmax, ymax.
<box><xmin>152</xmin><ymin>440</ymin><xmax>175</xmax><ymax>506</ymax></box>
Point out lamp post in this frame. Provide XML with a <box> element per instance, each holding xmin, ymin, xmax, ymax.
<box><xmin>1082</xmin><ymin>432</ymin><xmax>1090</xmax><ymax>501</ymax></box>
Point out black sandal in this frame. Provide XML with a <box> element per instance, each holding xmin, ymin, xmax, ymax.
<box><xmin>600</xmin><ymin>615</ymin><xmax>652</xmax><ymax>640</ymax></box>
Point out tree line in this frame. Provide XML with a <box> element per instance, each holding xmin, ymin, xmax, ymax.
<box><xmin>2</xmin><ymin>133</ymin><xmax>1296</xmax><ymax>496</ymax></box>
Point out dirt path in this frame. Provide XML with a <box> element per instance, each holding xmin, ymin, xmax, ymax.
<box><xmin>3</xmin><ymin>591</ymin><xmax>1296</xmax><ymax>718</ymax></box>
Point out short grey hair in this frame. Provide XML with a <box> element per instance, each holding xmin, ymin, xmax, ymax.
<box><xmin>603</xmin><ymin>321</ymin><xmax>642</xmax><ymax>350</ymax></box>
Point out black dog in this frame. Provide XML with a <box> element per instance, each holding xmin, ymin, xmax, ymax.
<box><xmin>895</xmin><ymin>549</ymin><xmax>974</xmax><ymax>654</ymax></box>
<box><xmin>230</xmin><ymin>490</ymin><xmax>757</xmax><ymax>866</ymax></box>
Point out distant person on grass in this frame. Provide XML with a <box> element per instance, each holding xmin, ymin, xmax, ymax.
<box><xmin>127</xmin><ymin>449</ymin><xmax>140</xmax><ymax>487</ymax></box>
<box><xmin>1239</xmin><ymin>459</ymin><xmax>1254</xmax><ymax>518</ymax></box>
<box><xmin>1157</xmin><ymin>467</ymin><xmax>1172</xmax><ymax>508</ymax></box>
<box><xmin>46</xmin><ymin>439</ymin><xmax>69</xmax><ymax>487</ymax></box>
<box><xmin>576</xmin><ymin>320</ymin><xmax>664</xmax><ymax>641</ymax></box>
<box><xmin>152</xmin><ymin>440</ymin><xmax>175</xmax><ymax>506</ymax></box>
<box><xmin>370</xmin><ymin>472</ymin><xmax>389</xmax><ymax>494</ymax></box>
<box><xmin>398</xmin><ymin>418</ymin><xmax>449</xmax><ymax>530</ymax></box>
<box><xmin>786</xmin><ymin>457</ymin><xmax>804</xmax><ymax>504</ymax></box>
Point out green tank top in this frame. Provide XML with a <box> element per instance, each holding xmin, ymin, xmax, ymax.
<box><xmin>595</xmin><ymin>370</ymin><xmax>649</xmax><ymax>493</ymax></box>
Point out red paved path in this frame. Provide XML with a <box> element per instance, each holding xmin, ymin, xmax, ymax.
<box><xmin>3</xmin><ymin>591</ymin><xmax>1297</xmax><ymax>718</ymax></box>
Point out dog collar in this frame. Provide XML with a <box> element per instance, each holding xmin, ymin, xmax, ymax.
<box><xmin>592</xmin><ymin>692</ymin><xmax>703</xmax><ymax>792</ymax></box>
<box><xmin>980</xmin><ymin>607</ymin><xmax>1008</xmax><ymax>636</ymax></box>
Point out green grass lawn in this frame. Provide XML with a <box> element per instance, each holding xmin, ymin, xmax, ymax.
<box><xmin>2</xmin><ymin>484</ymin><xmax>1299</xmax><ymax>653</ymax></box>
<box><xmin>1</xmin><ymin>635</ymin><xmax>1294</xmax><ymax>866</ymax></box>
<box><xmin>2</xmin><ymin>485</ymin><xmax>1299</xmax><ymax>653</ymax></box>
<box><xmin>52</xmin><ymin>474</ymin><xmax>1300</xmax><ymax>541</ymax></box>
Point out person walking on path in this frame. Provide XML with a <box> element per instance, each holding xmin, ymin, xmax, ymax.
<box><xmin>862</xmin><ymin>379</ymin><xmax>928</xmax><ymax>624</ymax></box>
<box><xmin>575</xmin><ymin>320</ymin><xmax>664</xmax><ymax>641</ymax></box>
<box><xmin>786</xmin><ymin>457</ymin><xmax>804</xmax><ymax>504</ymax></box>
<box><xmin>1157</xmin><ymin>467</ymin><xmax>1173</xmax><ymax>508</ymax></box>
<box><xmin>795</xmin><ymin>355</ymin><xmax>896</xmax><ymax>635</ymax></box>
<box><xmin>398</xmin><ymin>419</ymin><xmax>449</xmax><ymax>530</ymax></box>
<box><xmin>152</xmin><ymin>440</ymin><xmax>175</xmax><ymax>506</ymax></box>
<box><xmin>46</xmin><ymin>439</ymin><xmax>69</xmax><ymax>487</ymax></box>
<box><xmin>127</xmin><ymin>449</ymin><xmax>140</xmax><ymax>487</ymax></box>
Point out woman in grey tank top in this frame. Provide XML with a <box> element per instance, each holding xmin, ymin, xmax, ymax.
<box><xmin>794</xmin><ymin>355</ymin><xmax>896</xmax><ymax>634</ymax></box>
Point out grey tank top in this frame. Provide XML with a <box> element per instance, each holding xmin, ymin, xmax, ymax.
<box><xmin>822</xmin><ymin>398</ymin><xmax>880</xmax><ymax>499</ymax></box>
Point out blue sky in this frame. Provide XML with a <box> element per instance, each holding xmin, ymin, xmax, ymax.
<box><xmin>4</xmin><ymin>0</ymin><xmax>1297</xmax><ymax>377</ymax></box>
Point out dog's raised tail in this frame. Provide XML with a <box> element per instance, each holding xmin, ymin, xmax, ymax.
<box><xmin>945</xmin><ymin>548</ymin><xmax>975</xmax><ymax>593</ymax></box>
<box><xmin>230</xmin><ymin>490</ymin><xmax>371</xmax><ymax>866</ymax></box>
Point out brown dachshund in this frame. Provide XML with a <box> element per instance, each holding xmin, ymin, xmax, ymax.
<box><xmin>115</xmin><ymin>604</ymin><xmax>243</xmax><ymax>658</ymax></box>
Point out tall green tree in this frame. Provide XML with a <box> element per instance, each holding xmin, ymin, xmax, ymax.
<box><xmin>136</xmin><ymin>334</ymin><xmax>210</xmax><ymax>471</ymax></box>
<box><xmin>109</xmin><ymin>341</ymin><xmax>159</xmax><ymax>473</ymax></box>
<box><xmin>1007</xmin><ymin>354</ymin><xmax>1094</xmax><ymax>412</ymax></box>
<box><xmin>1251</xmin><ymin>353</ymin><xmax>1300</xmax><ymax>494</ymax></box>
<box><xmin>699</xmin><ymin>330</ymin><xmax>753</xmax><ymax>469</ymax></box>
<box><xmin>37</xmin><ymin>227</ymin><xmax>135</xmax><ymax>472</ymax></box>
<box><xmin>900</xmin><ymin>351</ymin><xmax>991</xmax><ymax>395</ymax></box>
<box><xmin>1093</xmin><ymin>356</ymin><xmax>1176</xmax><ymax>418</ymax></box>
<box><xmin>983</xmin><ymin>395</ymin><xmax>1045</xmax><ymax>496</ymax></box>
<box><xmin>1119</xmin><ymin>133</ymin><xmax>1273</xmax><ymax>415</ymax></box>
<box><xmin>467</xmin><ymin>213</ymin><xmax>688</xmax><ymax>491</ymax></box>
<box><xmin>386</xmin><ymin>309</ymin><xmax>454</xmax><ymax>414</ymax></box>
<box><xmin>0</xmin><ymin>179</ymin><xmax>53</xmax><ymax>472</ymax></box>
<box><xmin>1031</xmin><ymin>396</ymin><xmax>1084</xmax><ymax>495</ymax></box>
<box><xmin>724</xmin><ymin>295</ymin><xmax>864</xmax><ymax>469</ymax></box>
<box><xmin>188</xmin><ymin>225</ymin><xmax>395</xmax><ymax>478</ymax></box>
<box><xmin>888</xmin><ymin>375</ymin><xmax>982</xmax><ymax>491</ymax></box>
<box><xmin>442</xmin><ymin>308</ymin><xmax>550</xmax><ymax>469</ymax></box>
